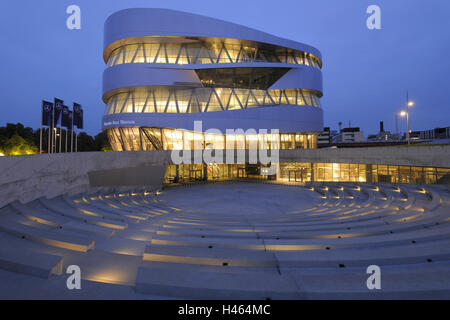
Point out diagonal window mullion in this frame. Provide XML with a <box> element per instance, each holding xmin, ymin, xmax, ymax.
<box><xmin>300</xmin><ymin>91</ymin><xmax>308</xmax><ymax>105</ymax></box>
<box><xmin>118</xmin><ymin>128</ymin><xmax>128</xmax><ymax>150</ymax></box>
<box><xmin>114</xmin><ymin>128</ymin><xmax>125</xmax><ymax>151</ymax></box>
<box><xmin>236</xmin><ymin>46</ymin><xmax>243</xmax><ymax>63</ymax></box>
<box><xmin>173</xmin><ymin>90</ymin><xmax>180</xmax><ymax>113</ymax></box>
<box><xmin>232</xmin><ymin>89</ymin><xmax>244</xmax><ymax>109</ymax></box>
<box><xmin>283</xmin><ymin>90</ymin><xmax>290</xmax><ymax>104</ymax></box>
<box><xmin>258</xmin><ymin>50</ymin><xmax>268</xmax><ymax>63</ymax></box>
<box><xmin>192</xmin><ymin>46</ymin><xmax>201</xmax><ymax>64</ymax></box>
<box><xmin>249</xmin><ymin>90</ymin><xmax>259</xmax><ymax>108</ymax></box>
<box><xmin>153</xmin><ymin>44</ymin><xmax>162</xmax><ymax>63</ymax></box>
<box><xmin>163</xmin><ymin>43</ymin><xmax>169</xmax><ymax>63</ymax></box>
<box><xmin>122</xmin><ymin>47</ymin><xmax>126</xmax><ymax>64</ymax></box>
<box><xmin>142</xmin><ymin>44</ymin><xmax>147</xmax><ymax>63</ymax></box>
<box><xmin>111</xmin><ymin>96</ymin><xmax>118</xmax><ymax>114</ymax></box>
<box><xmin>216</xmin><ymin>45</ymin><xmax>224</xmax><ymax>63</ymax></box>
<box><xmin>184</xmin><ymin>45</ymin><xmax>191</xmax><ymax>64</ymax></box>
<box><xmin>164</xmin><ymin>90</ymin><xmax>173</xmax><ymax>113</ymax></box>
<box><xmin>142</xmin><ymin>90</ymin><xmax>150</xmax><ymax>113</ymax></box>
<box><xmin>291</xmin><ymin>51</ymin><xmax>298</xmax><ymax>64</ymax></box>
<box><xmin>266</xmin><ymin>91</ymin><xmax>276</xmax><ymax>105</ymax></box>
<box><xmin>204</xmin><ymin>90</ymin><xmax>213</xmax><ymax>112</ymax></box>
<box><xmin>223</xmin><ymin>44</ymin><xmax>233</xmax><ymax>63</ymax></box>
<box><xmin>186</xmin><ymin>89</ymin><xmax>194</xmax><ymax>113</ymax></box>
<box><xmin>112</xmin><ymin>49</ymin><xmax>121</xmax><ymax>66</ymax></box>
<box><xmin>204</xmin><ymin>44</ymin><xmax>215</xmax><ymax>64</ymax></box>
<box><xmin>152</xmin><ymin>90</ymin><xmax>158</xmax><ymax>113</ymax></box>
<box><xmin>225</xmin><ymin>89</ymin><xmax>232</xmax><ymax>110</ymax></box>
<box><xmin>195</xmin><ymin>90</ymin><xmax>202</xmax><ymax>112</ymax></box>
<box><xmin>175</xmin><ymin>44</ymin><xmax>183</xmax><ymax>64</ymax></box>
<box><xmin>131</xmin><ymin>44</ymin><xmax>140</xmax><ymax>63</ymax></box>
<box><xmin>120</xmin><ymin>92</ymin><xmax>131</xmax><ymax>113</ymax></box>
<box><xmin>213</xmin><ymin>89</ymin><xmax>224</xmax><ymax>111</ymax></box>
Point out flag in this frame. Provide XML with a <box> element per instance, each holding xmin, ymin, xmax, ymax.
<box><xmin>42</xmin><ymin>101</ymin><xmax>53</xmax><ymax>126</ymax></box>
<box><xmin>54</xmin><ymin>98</ymin><xmax>64</xmax><ymax>126</ymax></box>
<box><xmin>61</xmin><ymin>106</ymin><xmax>73</xmax><ymax>128</ymax></box>
<box><xmin>73</xmin><ymin>103</ymin><xmax>83</xmax><ymax>129</ymax></box>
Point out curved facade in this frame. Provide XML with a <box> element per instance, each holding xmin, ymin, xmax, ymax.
<box><xmin>102</xmin><ymin>8</ymin><xmax>324</xmax><ymax>151</ymax></box>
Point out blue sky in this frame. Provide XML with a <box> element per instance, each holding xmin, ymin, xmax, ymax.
<box><xmin>0</xmin><ymin>0</ymin><xmax>449</xmax><ymax>135</ymax></box>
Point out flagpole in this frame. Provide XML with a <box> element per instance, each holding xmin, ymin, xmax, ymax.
<box><xmin>59</xmin><ymin>121</ymin><xmax>62</xmax><ymax>153</ymax></box>
<box><xmin>71</xmin><ymin>113</ymin><xmax>74</xmax><ymax>153</ymax></box>
<box><xmin>51</xmin><ymin>103</ymin><xmax>55</xmax><ymax>154</ymax></box>
<box><xmin>40</xmin><ymin>101</ymin><xmax>43</xmax><ymax>154</ymax></box>
<box><xmin>65</xmin><ymin>129</ymin><xmax>68</xmax><ymax>153</ymax></box>
<box><xmin>48</xmin><ymin>126</ymin><xmax>51</xmax><ymax>154</ymax></box>
<box><xmin>40</xmin><ymin>125</ymin><xmax>42</xmax><ymax>154</ymax></box>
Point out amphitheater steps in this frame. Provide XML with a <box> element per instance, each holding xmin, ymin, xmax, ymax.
<box><xmin>282</xmin><ymin>262</ymin><xmax>450</xmax><ymax>299</ymax></box>
<box><xmin>62</xmin><ymin>195</ymin><xmax>146</xmax><ymax>223</ymax></box>
<box><xmin>39</xmin><ymin>197</ymin><xmax>128</xmax><ymax>231</ymax></box>
<box><xmin>143</xmin><ymin>244</ymin><xmax>278</xmax><ymax>267</ymax></box>
<box><xmin>9</xmin><ymin>201</ymin><xmax>116</xmax><ymax>238</ymax></box>
<box><xmin>135</xmin><ymin>265</ymin><xmax>303</xmax><ymax>299</ymax></box>
<box><xmin>0</xmin><ymin>236</ymin><xmax>63</xmax><ymax>278</ymax></box>
<box><xmin>0</xmin><ymin>215</ymin><xmax>94</xmax><ymax>252</ymax></box>
<box><xmin>0</xmin><ymin>183</ymin><xmax>449</xmax><ymax>299</ymax></box>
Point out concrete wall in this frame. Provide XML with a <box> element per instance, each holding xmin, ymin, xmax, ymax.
<box><xmin>279</xmin><ymin>145</ymin><xmax>450</xmax><ymax>168</ymax></box>
<box><xmin>167</xmin><ymin>145</ymin><xmax>450</xmax><ymax>168</ymax></box>
<box><xmin>1</xmin><ymin>145</ymin><xmax>449</xmax><ymax>207</ymax></box>
<box><xmin>0</xmin><ymin>151</ymin><xmax>170</xmax><ymax>208</ymax></box>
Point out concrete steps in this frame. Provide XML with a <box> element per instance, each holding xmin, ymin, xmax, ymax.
<box><xmin>0</xmin><ymin>233</ymin><xmax>63</xmax><ymax>278</ymax></box>
<box><xmin>0</xmin><ymin>183</ymin><xmax>449</xmax><ymax>299</ymax></box>
<box><xmin>135</xmin><ymin>265</ymin><xmax>302</xmax><ymax>299</ymax></box>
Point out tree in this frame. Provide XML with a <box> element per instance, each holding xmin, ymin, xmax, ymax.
<box><xmin>1</xmin><ymin>134</ymin><xmax>38</xmax><ymax>155</ymax></box>
<box><xmin>77</xmin><ymin>132</ymin><xmax>97</xmax><ymax>152</ymax></box>
<box><xmin>94</xmin><ymin>131</ymin><xmax>112</xmax><ymax>151</ymax></box>
<box><xmin>0</xmin><ymin>123</ymin><xmax>113</xmax><ymax>154</ymax></box>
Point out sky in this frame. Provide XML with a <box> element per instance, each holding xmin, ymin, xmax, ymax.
<box><xmin>0</xmin><ymin>0</ymin><xmax>449</xmax><ymax>136</ymax></box>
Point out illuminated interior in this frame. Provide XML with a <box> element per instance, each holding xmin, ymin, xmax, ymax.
<box><xmin>106</xmin><ymin>38</ymin><xmax>322</xmax><ymax>68</ymax></box>
<box><xmin>164</xmin><ymin>163</ymin><xmax>450</xmax><ymax>185</ymax></box>
<box><xmin>106</xmin><ymin>127</ymin><xmax>317</xmax><ymax>151</ymax></box>
<box><xmin>104</xmin><ymin>87</ymin><xmax>321</xmax><ymax>115</ymax></box>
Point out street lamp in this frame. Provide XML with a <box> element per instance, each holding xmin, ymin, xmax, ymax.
<box><xmin>397</xmin><ymin>111</ymin><xmax>406</xmax><ymax>141</ymax></box>
<box><xmin>405</xmin><ymin>92</ymin><xmax>414</xmax><ymax>145</ymax></box>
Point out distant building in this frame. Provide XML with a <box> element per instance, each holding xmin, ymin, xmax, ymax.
<box><xmin>367</xmin><ymin>121</ymin><xmax>401</xmax><ymax>142</ymax></box>
<box><xmin>333</xmin><ymin>127</ymin><xmax>364</xmax><ymax>143</ymax></box>
<box><xmin>418</xmin><ymin>127</ymin><xmax>450</xmax><ymax>140</ymax></box>
<box><xmin>317</xmin><ymin>127</ymin><xmax>331</xmax><ymax>146</ymax></box>
<box><xmin>318</xmin><ymin>127</ymin><xmax>339</xmax><ymax>146</ymax></box>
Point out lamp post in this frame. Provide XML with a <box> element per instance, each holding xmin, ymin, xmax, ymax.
<box><xmin>404</xmin><ymin>92</ymin><xmax>414</xmax><ymax>145</ymax></box>
<box><xmin>400</xmin><ymin>91</ymin><xmax>414</xmax><ymax>145</ymax></box>
<box><xmin>399</xmin><ymin>110</ymin><xmax>407</xmax><ymax>141</ymax></box>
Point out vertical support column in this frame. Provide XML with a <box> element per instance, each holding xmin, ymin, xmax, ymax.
<box><xmin>366</xmin><ymin>164</ymin><xmax>373</xmax><ymax>184</ymax></box>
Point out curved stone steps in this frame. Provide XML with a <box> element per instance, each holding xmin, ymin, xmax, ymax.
<box><xmin>39</xmin><ymin>197</ymin><xmax>128</xmax><ymax>231</ymax></box>
<box><xmin>64</xmin><ymin>195</ymin><xmax>146</xmax><ymax>223</ymax></box>
<box><xmin>0</xmin><ymin>233</ymin><xmax>63</xmax><ymax>278</ymax></box>
<box><xmin>1</xmin><ymin>183</ymin><xmax>449</xmax><ymax>299</ymax></box>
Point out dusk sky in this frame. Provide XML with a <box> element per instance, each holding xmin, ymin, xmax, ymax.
<box><xmin>0</xmin><ymin>0</ymin><xmax>449</xmax><ymax>136</ymax></box>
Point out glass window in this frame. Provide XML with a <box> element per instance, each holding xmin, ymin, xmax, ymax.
<box><xmin>106</xmin><ymin>39</ymin><xmax>322</xmax><ymax>69</ymax></box>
